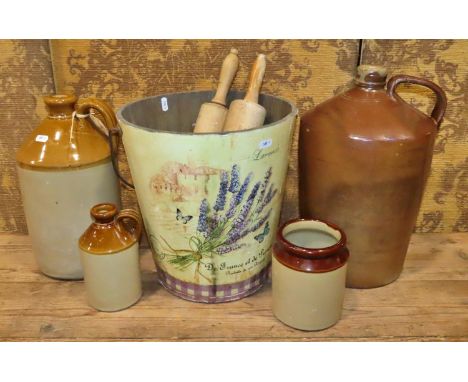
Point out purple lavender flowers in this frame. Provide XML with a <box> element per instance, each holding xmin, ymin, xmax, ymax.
<box><xmin>228</xmin><ymin>164</ymin><xmax>240</xmax><ymax>193</ymax></box>
<box><xmin>197</xmin><ymin>198</ymin><xmax>209</xmax><ymax>234</ymax></box>
<box><xmin>188</xmin><ymin>166</ymin><xmax>278</xmax><ymax>260</ymax></box>
<box><xmin>213</xmin><ymin>171</ymin><xmax>228</xmax><ymax>212</ymax></box>
<box><xmin>226</xmin><ymin>171</ymin><xmax>253</xmax><ymax>219</ymax></box>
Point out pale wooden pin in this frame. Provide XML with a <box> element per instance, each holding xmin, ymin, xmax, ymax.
<box><xmin>223</xmin><ymin>53</ymin><xmax>267</xmax><ymax>132</ymax></box>
<box><xmin>193</xmin><ymin>48</ymin><xmax>239</xmax><ymax>133</ymax></box>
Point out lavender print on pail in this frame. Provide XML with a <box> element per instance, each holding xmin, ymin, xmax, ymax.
<box><xmin>117</xmin><ymin>91</ymin><xmax>297</xmax><ymax>303</ymax></box>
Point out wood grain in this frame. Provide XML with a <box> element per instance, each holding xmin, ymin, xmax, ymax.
<box><xmin>0</xmin><ymin>233</ymin><xmax>467</xmax><ymax>341</ymax></box>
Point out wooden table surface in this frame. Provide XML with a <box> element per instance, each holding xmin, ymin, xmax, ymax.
<box><xmin>0</xmin><ymin>233</ymin><xmax>467</xmax><ymax>341</ymax></box>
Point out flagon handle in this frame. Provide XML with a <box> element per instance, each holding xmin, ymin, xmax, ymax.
<box><xmin>76</xmin><ymin>98</ymin><xmax>134</xmax><ymax>188</ymax></box>
<box><xmin>387</xmin><ymin>75</ymin><xmax>447</xmax><ymax>128</ymax></box>
<box><xmin>75</xmin><ymin>97</ymin><xmax>120</xmax><ymax>152</ymax></box>
<box><xmin>75</xmin><ymin>98</ymin><xmax>117</xmax><ymax>134</ymax></box>
<box><xmin>116</xmin><ymin>208</ymin><xmax>142</xmax><ymax>241</ymax></box>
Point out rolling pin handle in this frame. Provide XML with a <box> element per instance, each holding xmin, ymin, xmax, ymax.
<box><xmin>211</xmin><ymin>48</ymin><xmax>240</xmax><ymax>106</ymax></box>
<box><xmin>244</xmin><ymin>54</ymin><xmax>266</xmax><ymax>104</ymax></box>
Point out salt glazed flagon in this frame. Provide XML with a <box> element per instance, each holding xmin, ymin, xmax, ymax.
<box><xmin>16</xmin><ymin>94</ymin><xmax>121</xmax><ymax>279</ymax></box>
<box><xmin>299</xmin><ymin>65</ymin><xmax>447</xmax><ymax>288</ymax></box>
<box><xmin>79</xmin><ymin>203</ymin><xmax>142</xmax><ymax>312</ymax></box>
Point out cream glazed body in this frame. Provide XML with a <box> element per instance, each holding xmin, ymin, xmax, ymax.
<box><xmin>80</xmin><ymin>243</ymin><xmax>141</xmax><ymax>311</ymax></box>
<box><xmin>18</xmin><ymin>162</ymin><xmax>120</xmax><ymax>279</ymax></box>
<box><xmin>272</xmin><ymin>257</ymin><xmax>347</xmax><ymax>331</ymax></box>
<box><xmin>79</xmin><ymin>203</ymin><xmax>143</xmax><ymax>312</ymax></box>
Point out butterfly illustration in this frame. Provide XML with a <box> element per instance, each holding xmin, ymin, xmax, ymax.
<box><xmin>176</xmin><ymin>208</ymin><xmax>193</xmax><ymax>224</ymax></box>
<box><xmin>254</xmin><ymin>222</ymin><xmax>270</xmax><ymax>243</ymax></box>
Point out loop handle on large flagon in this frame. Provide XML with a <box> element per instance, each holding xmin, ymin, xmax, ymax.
<box><xmin>386</xmin><ymin>75</ymin><xmax>448</xmax><ymax>128</ymax></box>
<box><xmin>75</xmin><ymin>98</ymin><xmax>118</xmax><ymax>138</ymax></box>
<box><xmin>75</xmin><ymin>98</ymin><xmax>135</xmax><ymax>188</ymax></box>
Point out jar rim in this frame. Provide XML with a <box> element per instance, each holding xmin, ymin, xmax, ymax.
<box><xmin>276</xmin><ymin>218</ymin><xmax>347</xmax><ymax>259</ymax></box>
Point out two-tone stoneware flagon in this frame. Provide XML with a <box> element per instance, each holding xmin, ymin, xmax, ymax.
<box><xmin>16</xmin><ymin>94</ymin><xmax>121</xmax><ymax>279</ymax></box>
<box><xmin>79</xmin><ymin>203</ymin><xmax>142</xmax><ymax>312</ymax></box>
<box><xmin>272</xmin><ymin>218</ymin><xmax>349</xmax><ymax>331</ymax></box>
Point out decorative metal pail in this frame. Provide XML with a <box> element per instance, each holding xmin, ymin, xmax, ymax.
<box><xmin>116</xmin><ymin>91</ymin><xmax>297</xmax><ymax>303</ymax></box>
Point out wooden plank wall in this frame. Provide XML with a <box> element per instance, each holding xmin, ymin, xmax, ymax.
<box><xmin>1</xmin><ymin>39</ymin><xmax>466</xmax><ymax>233</ymax></box>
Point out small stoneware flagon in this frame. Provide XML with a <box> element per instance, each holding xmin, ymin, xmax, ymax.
<box><xmin>79</xmin><ymin>203</ymin><xmax>142</xmax><ymax>312</ymax></box>
<box><xmin>272</xmin><ymin>218</ymin><xmax>349</xmax><ymax>331</ymax></box>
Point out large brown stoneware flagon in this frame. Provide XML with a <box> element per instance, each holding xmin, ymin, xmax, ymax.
<box><xmin>16</xmin><ymin>94</ymin><xmax>121</xmax><ymax>279</ymax></box>
<box><xmin>299</xmin><ymin>65</ymin><xmax>447</xmax><ymax>288</ymax></box>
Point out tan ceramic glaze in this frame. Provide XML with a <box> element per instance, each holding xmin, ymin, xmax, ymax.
<box><xmin>16</xmin><ymin>94</ymin><xmax>121</xmax><ymax>279</ymax></box>
<box><xmin>272</xmin><ymin>257</ymin><xmax>347</xmax><ymax>331</ymax></box>
<box><xmin>17</xmin><ymin>162</ymin><xmax>120</xmax><ymax>279</ymax></box>
<box><xmin>272</xmin><ymin>219</ymin><xmax>348</xmax><ymax>331</ymax></box>
<box><xmin>80</xmin><ymin>244</ymin><xmax>141</xmax><ymax>312</ymax></box>
<box><xmin>79</xmin><ymin>203</ymin><xmax>142</xmax><ymax>311</ymax></box>
<box><xmin>299</xmin><ymin>65</ymin><xmax>447</xmax><ymax>288</ymax></box>
<box><xmin>117</xmin><ymin>90</ymin><xmax>297</xmax><ymax>303</ymax></box>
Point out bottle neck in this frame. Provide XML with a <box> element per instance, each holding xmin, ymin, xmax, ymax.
<box><xmin>354</xmin><ymin>64</ymin><xmax>388</xmax><ymax>91</ymax></box>
<box><xmin>354</xmin><ymin>80</ymin><xmax>386</xmax><ymax>91</ymax></box>
<box><xmin>44</xmin><ymin>94</ymin><xmax>77</xmax><ymax>119</ymax></box>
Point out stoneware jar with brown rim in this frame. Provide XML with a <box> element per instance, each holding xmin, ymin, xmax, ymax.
<box><xmin>16</xmin><ymin>94</ymin><xmax>121</xmax><ymax>279</ymax></box>
<box><xmin>272</xmin><ymin>218</ymin><xmax>349</xmax><ymax>331</ymax></box>
<box><xmin>79</xmin><ymin>203</ymin><xmax>142</xmax><ymax>312</ymax></box>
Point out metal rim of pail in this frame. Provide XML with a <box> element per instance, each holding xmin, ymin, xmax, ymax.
<box><xmin>116</xmin><ymin>90</ymin><xmax>298</xmax><ymax>136</ymax></box>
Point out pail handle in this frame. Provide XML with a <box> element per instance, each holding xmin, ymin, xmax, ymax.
<box><xmin>108</xmin><ymin>127</ymin><xmax>135</xmax><ymax>189</ymax></box>
<box><xmin>387</xmin><ymin>75</ymin><xmax>447</xmax><ymax>128</ymax></box>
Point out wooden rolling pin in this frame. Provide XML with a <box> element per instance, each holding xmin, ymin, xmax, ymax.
<box><xmin>223</xmin><ymin>54</ymin><xmax>266</xmax><ymax>132</ymax></box>
<box><xmin>193</xmin><ymin>48</ymin><xmax>239</xmax><ymax>133</ymax></box>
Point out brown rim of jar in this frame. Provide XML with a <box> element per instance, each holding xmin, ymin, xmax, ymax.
<box><xmin>273</xmin><ymin>218</ymin><xmax>349</xmax><ymax>273</ymax></box>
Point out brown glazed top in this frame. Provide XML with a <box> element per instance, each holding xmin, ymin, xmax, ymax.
<box><xmin>79</xmin><ymin>203</ymin><xmax>142</xmax><ymax>255</ymax></box>
<box><xmin>273</xmin><ymin>218</ymin><xmax>349</xmax><ymax>273</ymax></box>
<box><xmin>301</xmin><ymin>65</ymin><xmax>447</xmax><ymax>143</ymax></box>
<box><xmin>16</xmin><ymin>94</ymin><xmax>117</xmax><ymax>169</ymax></box>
